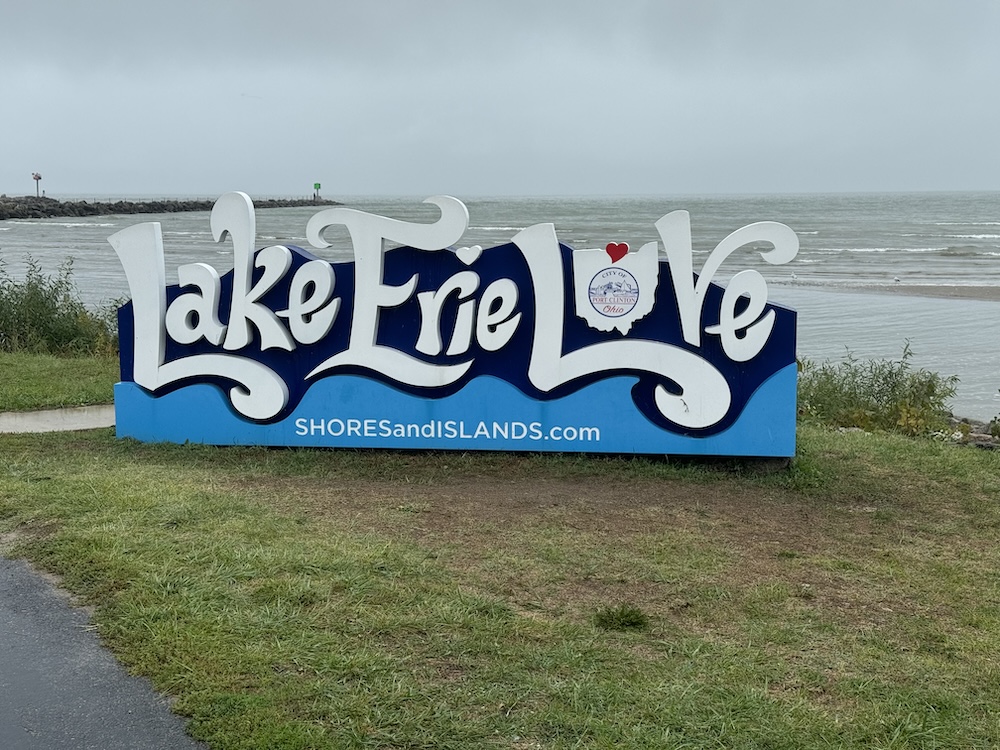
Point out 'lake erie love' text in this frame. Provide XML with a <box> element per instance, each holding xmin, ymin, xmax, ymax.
<box><xmin>110</xmin><ymin>193</ymin><xmax>798</xmax><ymax>433</ymax></box>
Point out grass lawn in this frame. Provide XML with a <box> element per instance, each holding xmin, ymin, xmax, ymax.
<box><xmin>0</xmin><ymin>352</ymin><xmax>118</xmax><ymax>411</ymax></box>
<box><xmin>1</xmin><ymin>425</ymin><xmax>999</xmax><ymax>748</ymax></box>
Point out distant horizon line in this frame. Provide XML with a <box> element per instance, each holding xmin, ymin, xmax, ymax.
<box><xmin>4</xmin><ymin>187</ymin><xmax>1000</xmax><ymax>202</ymax></box>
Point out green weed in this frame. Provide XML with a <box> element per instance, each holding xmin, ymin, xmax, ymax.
<box><xmin>0</xmin><ymin>255</ymin><xmax>117</xmax><ymax>355</ymax></box>
<box><xmin>798</xmin><ymin>343</ymin><xmax>958</xmax><ymax>436</ymax></box>
<box><xmin>594</xmin><ymin>602</ymin><xmax>650</xmax><ymax>631</ymax></box>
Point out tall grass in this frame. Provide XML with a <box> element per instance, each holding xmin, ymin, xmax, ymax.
<box><xmin>798</xmin><ymin>343</ymin><xmax>958</xmax><ymax>435</ymax></box>
<box><xmin>0</xmin><ymin>256</ymin><xmax>117</xmax><ymax>355</ymax></box>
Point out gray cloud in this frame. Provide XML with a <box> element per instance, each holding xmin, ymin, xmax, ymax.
<box><xmin>3</xmin><ymin>0</ymin><xmax>998</xmax><ymax>197</ymax></box>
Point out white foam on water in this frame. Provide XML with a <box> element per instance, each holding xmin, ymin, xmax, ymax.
<box><xmin>936</xmin><ymin>221</ymin><xmax>1000</xmax><ymax>226</ymax></box>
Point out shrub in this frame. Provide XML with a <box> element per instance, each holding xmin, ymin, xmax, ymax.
<box><xmin>797</xmin><ymin>343</ymin><xmax>957</xmax><ymax>436</ymax></box>
<box><xmin>0</xmin><ymin>256</ymin><xmax>117</xmax><ymax>355</ymax></box>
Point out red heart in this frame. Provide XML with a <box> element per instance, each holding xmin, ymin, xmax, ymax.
<box><xmin>605</xmin><ymin>242</ymin><xmax>629</xmax><ymax>263</ymax></box>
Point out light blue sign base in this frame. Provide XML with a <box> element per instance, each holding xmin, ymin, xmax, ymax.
<box><xmin>115</xmin><ymin>364</ymin><xmax>797</xmax><ymax>457</ymax></box>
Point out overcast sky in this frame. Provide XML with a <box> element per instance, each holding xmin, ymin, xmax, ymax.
<box><xmin>3</xmin><ymin>1</ymin><xmax>999</xmax><ymax>198</ymax></box>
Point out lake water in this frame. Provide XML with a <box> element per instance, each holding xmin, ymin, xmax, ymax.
<box><xmin>1</xmin><ymin>192</ymin><xmax>998</xmax><ymax>421</ymax></box>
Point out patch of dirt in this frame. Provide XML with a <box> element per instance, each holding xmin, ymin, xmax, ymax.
<box><xmin>222</xmin><ymin>472</ymin><xmax>919</xmax><ymax>630</ymax></box>
<box><xmin>0</xmin><ymin>519</ymin><xmax>61</xmax><ymax>550</ymax></box>
<box><xmin>232</xmin><ymin>473</ymin><xmax>822</xmax><ymax>543</ymax></box>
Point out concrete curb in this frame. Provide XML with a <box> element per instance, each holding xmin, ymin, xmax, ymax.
<box><xmin>0</xmin><ymin>405</ymin><xmax>115</xmax><ymax>434</ymax></box>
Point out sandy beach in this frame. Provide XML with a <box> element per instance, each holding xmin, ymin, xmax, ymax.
<box><xmin>873</xmin><ymin>284</ymin><xmax>1000</xmax><ymax>302</ymax></box>
<box><xmin>787</xmin><ymin>283</ymin><xmax>1000</xmax><ymax>303</ymax></box>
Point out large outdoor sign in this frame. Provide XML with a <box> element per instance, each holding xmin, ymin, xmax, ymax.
<box><xmin>111</xmin><ymin>193</ymin><xmax>799</xmax><ymax>456</ymax></box>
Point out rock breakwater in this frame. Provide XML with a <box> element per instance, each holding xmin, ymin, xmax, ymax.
<box><xmin>0</xmin><ymin>195</ymin><xmax>340</xmax><ymax>221</ymax></box>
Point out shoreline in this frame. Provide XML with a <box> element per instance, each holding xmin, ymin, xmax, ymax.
<box><xmin>0</xmin><ymin>195</ymin><xmax>340</xmax><ymax>221</ymax></box>
<box><xmin>777</xmin><ymin>282</ymin><xmax>1000</xmax><ymax>303</ymax></box>
<box><xmin>857</xmin><ymin>284</ymin><xmax>1000</xmax><ymax>302</ymax></box>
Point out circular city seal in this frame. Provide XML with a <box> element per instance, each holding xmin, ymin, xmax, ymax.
<box><xmin>588</xmin><ymin>267</ymin><xmax>640</xmax><ymax>318</ymax></box>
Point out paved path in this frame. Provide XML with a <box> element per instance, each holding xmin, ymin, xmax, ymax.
<box><xmin>1</xmin><ymin>407</ymin><xmax>206</xmax><ymax>748</ymax></box>
<box><xmin>0</xmin><ymin>558</ymin><xmax>205</xmax><ymax>749</ymax></box>
<box><xmin>0</xmin><ymin>405</ymin><xmax>115</xmax><ymax>433</ymax></box>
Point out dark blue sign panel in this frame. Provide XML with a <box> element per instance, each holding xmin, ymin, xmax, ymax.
<box><xmin>111</xmin><ymin>193</ymin><xmax>799</xmax><ymax>456</ymax></box>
